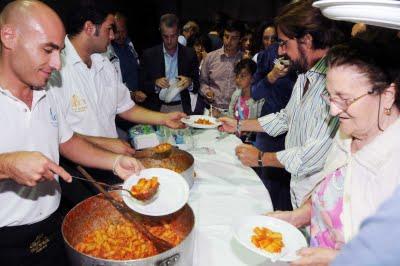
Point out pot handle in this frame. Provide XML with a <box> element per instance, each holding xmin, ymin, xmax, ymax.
<box><xmin>157</xmin><ymin>253</ymin><xmax>180</xmax><ymax>266</ymax></box>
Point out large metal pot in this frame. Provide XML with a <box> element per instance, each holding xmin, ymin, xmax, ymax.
<box><xmin>138</xmin><ymin>148</ymin><xmax>195</xmax><ymax>188</ymax></box>
<box><xmin>62</xmin><ymin>192</ymin><xmax>195</xmax><ymax>266</ymax></box>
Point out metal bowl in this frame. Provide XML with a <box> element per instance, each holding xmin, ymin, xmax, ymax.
<box><xmin>62</xmin><ymin>192</ymin><xmax>195</xmax><ymax>266</ymax></box>
<box><xmin>137</xmin><ymin>147</ymin><xmax>195</xmax><ymax>188</ymax></box>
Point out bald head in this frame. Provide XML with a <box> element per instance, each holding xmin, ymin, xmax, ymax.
<box><xmin>0</xmin><ymin>0</ymin><xmax>64</xmax><ymax>35</ymax></box>
<box><xmin>0</xmin><ymin>0</ymin><xmax>65</xmax><ymax>88</ymax></box>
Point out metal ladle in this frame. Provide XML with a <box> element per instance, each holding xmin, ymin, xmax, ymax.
<box><xmin>71</xmin><ymin>175</ymin><xmax>136</xmax><ymax>198</ymax></box>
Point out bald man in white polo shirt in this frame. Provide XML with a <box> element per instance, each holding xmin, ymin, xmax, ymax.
<box><xmin>0</xmin><ymin>1</ymin><xmax>143</xmax><ymax>265</ymax></box>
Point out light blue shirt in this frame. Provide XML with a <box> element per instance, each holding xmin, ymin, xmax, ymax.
<box><xmin>332</xmin><ymin>185</ymin><xmax>400</xmax><ymax>266</ymax></box>
<box><xmin>162</xmin><ymin>44</ymin><xmax>180</xmax><ymax>102</ymax></box>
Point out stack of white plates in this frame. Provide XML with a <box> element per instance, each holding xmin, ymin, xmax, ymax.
<box><xmin>313</xmin><ymin>0</ymin><xmax>400</xmax><ymax>30</ymax></box>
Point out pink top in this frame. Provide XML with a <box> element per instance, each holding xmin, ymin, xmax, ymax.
<box><xmin>310</xmin><ymin>167</ymin><xmax>345</xmax><ymax>249</ymax></box>
<box><xmin>234</xmin><ymin>96</ymin><xmax>251</xmax><ymax>120</ymax></box>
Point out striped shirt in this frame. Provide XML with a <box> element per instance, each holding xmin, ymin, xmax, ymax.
<box><xmin>258</xmin><ymin>57</ymin><xmax>339</xmax><ymax>207</ymax></box>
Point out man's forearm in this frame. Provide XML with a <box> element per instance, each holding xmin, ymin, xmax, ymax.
<box><xmin>60</xmin><ymin>134</ymin><xmax>118</xmax><ymax>170</ymax></box>
<box><xmin>241</xmin><ymin>119</ymin><xmax>265</xmax><ymax>133</ymax></box>
<box><xmin>118</xmin><ymin>105</ymin><xmax>166</xmax><ymax>125</ymax></box>
<box><xmin>77</xmin><ymin>134</ymin><xmax>116</xmax><ymax>149</ymax></box>
<box><xmin>261</xmin><ymin>152</ymin><xmax>284</xmax><ymax>168</ymax></box>
<box><xmin>0</xmin><ymin>153</ymin><xmax>13</xmax><ymax>179</ymax></box>
<box><xmin>76</xmin><ymin>133</ymin><xmax>133</xmax><ymax>155</ymax></box>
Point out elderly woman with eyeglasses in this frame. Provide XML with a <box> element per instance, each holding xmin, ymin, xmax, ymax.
<box><xmin>267</xmin><ymin>39</ymin><xmax>400</xmax><ymax>266</ymax></box>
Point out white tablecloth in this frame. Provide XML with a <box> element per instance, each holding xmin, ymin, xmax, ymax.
<box><xmin>187</xmin><ymin>129</ymin><xmax>288</xmax><ymax>266</ymax></box>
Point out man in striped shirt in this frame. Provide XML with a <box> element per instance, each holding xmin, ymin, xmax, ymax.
<box><xmin>219</xmin><ymin>0</ymin><xmax>343</xmax><ymax>208</ymax></box>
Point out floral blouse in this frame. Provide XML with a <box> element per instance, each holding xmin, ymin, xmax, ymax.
<box><xmin>310</xmin><ymin>167</ymin><xmax>345</xmax><ymax>249</ymax></box>
<box><xmin>233</xmin><ymin>96</ymin><xmax>251</xmax><ymax>120</ymax></box>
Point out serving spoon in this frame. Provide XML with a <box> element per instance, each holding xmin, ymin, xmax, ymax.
<box><xmin>134</xmin><ymin>143</ymin><xmax>173</xmax><ymax>160</ymax></box>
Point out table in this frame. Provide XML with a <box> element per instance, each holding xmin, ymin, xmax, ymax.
<box><xmin>187</xmin><ymin>129</ymin><xmax>288</xmax><ymax>266</ymax></box>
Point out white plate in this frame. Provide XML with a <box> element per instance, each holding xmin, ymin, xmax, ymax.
<box><xmin>122</xmin><ymin>168</ymin><xmax>189</xmax><ymax>216</ymax></box>
<box><xmin>233</xmin><ymin>215</ymin><xmax>307</xmax><ymax>262</ymax></box>
<box><xmin>313</xmin><ymin>0</ymin><xmax>400</xmax><ymax>30</ymax></box>
<box><xmin>181</xmin><ymin>115</ymin><xmax>222</xmax><ymax>129</ymax></box>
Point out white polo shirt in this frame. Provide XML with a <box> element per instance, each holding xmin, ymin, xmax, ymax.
<box><xmin>0</xmin><ymin>87</ymin><xmax>73</xmax><ymax>227</ymax></box>
<box><xmin>48</xmin><ymin>36</ymin><xmax>135</xmax><ymax>138</ymax></box>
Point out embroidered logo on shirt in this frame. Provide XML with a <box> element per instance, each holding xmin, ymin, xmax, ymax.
<box><xmin>71</xmin><ymin>94</ymin><xmax>87</xmax><ymax>112</ymax></box>
<box><xmin>49</xmin><ymin>107</ymin><xmax>58</xmax><ymax>127</ymax></box>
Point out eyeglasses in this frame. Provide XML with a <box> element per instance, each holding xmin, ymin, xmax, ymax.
<box><xmin>277</xmin><ymin>38</ymin><xmax>289</xmax><ymax>47</ymax></box>
<box><xmin>322</xmin><ymin>90</ymin><xmax>374</xmax><ymax>112</ymax></box>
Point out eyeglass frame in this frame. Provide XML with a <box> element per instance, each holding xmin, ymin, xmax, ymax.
<box><xmin>277</xmin><ymin>37</ymin><xmax>308</xmax><ymax>48</ymax></box>
<box><xmin>322</xmin><ymin>90</ymin><xmax>375</xmax><ymax>112</ymax></box>
<box><xmin>277</xmin><ymin>38</ymin><xmax>290</xmax><ymax>47</ymax></box>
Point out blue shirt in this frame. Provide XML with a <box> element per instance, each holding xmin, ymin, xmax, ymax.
<box><xmin>332</xmin><ymin>185</ymin><xmax>400</xmax><ymax>266</ymax></box>
<box><xmin>252</xmin><ymin>43</ymin><xmax>296</xmax><ymax>116</ymax></box>
<box><xmin>112</xmin><ymin>38</ymin><xmax>139</xmax><ymax>90</ymax></box>
<box><xmin>162</xmin><ymin>44</ymin><xmax>180</xmax><ymax>101</ymax></box>
<box><xmin>251</xmin><ymin>43</ymin><xmax>296</xmax><ymax>152</ymax></box>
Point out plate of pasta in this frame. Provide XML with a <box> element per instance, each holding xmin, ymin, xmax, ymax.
<box><xmin>233</xmin><ymin>215</ymin><xmax>307</xmax><ymax>262</ymax></box>
<box><xmin>122</xmin><ymin>168</ymin><xmax>189</xmax><ymax>216</ymax></box>
<box><xmin>180</xmin><ymin>115</ymin><xmax>222</xmax><ymax>129</ymax></box>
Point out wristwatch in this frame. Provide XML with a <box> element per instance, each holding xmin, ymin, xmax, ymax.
<box><xmin>258</xmin><ymin>151</ymin><xmax>264</xmax><ymax>167</ymax></box>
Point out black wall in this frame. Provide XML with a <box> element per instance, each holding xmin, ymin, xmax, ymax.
<box><xmin>0</xmin><ymin>0</ymin><xmax>291</xmax><ymax>54</ymax></box>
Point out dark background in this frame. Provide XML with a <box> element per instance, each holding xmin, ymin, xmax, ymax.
<box><xmin>0</xmin><ymin>0</ymin><xmax>290</xmax><ymax>54</ymax></box>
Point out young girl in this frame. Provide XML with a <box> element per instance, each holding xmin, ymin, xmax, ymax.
<box><xmin>228</xmin><ymin>58</ymin><xmax>264</xmax><ymax>120</ymax></box>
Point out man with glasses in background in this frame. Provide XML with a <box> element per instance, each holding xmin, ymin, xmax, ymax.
<box><xmin>219</xmin><ymin>0</ymin><xmax>343</xmax><ymax>208</ymax></box>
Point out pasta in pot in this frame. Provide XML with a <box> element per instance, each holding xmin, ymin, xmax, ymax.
<box><xmin>75</xmin><ymin>219</ymin><xmax>182</xmax><ymax>260</ymax></box>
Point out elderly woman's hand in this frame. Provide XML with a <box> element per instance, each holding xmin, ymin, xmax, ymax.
<box><xmin>266</xmin><ymin>200</ymin><xmax>312</xmax><ymax>228</ymax></box>
<box><xmin>265</xmin><ymin>210</ymin><xmax>295</xmax><ymax>224</ymax></box>
<box><xmin>235</xmin><ymin>144</ymin><xmax>259</xmax><ymax>167</ymax></box>
<box><xmin>290</xmin><ymin>247</ymin><xmax>338</xmax><ymax>266</ymax></box>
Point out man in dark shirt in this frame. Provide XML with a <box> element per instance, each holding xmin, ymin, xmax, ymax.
<box><xmin>111</xmin><ymin>12</ymin><xmax>145</xmax><ymax>103</ymax></box>
<box><xmin>111</xmin><ymin>12</ymin><xmax>145</xmax><ymax>132</ymax></box>
<box><xmin>251</xmin><ymin>42</ymin><xmax>297</xmax><ymax>211</ymax></box>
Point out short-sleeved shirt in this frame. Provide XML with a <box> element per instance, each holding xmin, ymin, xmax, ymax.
<box><xmin>0</xmin><ymin>87</ymin><xmax>73</xmax><ymax>227</ymax></box>
<box><xmin>48</xmin><ymin>36</ymin><xmax>135</xmax><ymax>138</ymax></box>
